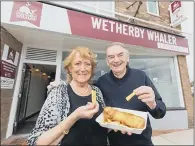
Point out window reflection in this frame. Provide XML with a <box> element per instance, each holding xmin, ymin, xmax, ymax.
<box><xmin>129</xmin><ymin>56</ymin><xmax>180</xmax><ymax>108</ymax></box>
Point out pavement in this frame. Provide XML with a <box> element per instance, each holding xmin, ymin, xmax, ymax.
<box><xmin>1</xmin><ymin>129</ymin><xmax>194</xmax><ymax>145</ymax></box>
<box><xmin>152</xmin><ymin>129</ymin><xmax>194</xmax><ymax>145</ymax></box>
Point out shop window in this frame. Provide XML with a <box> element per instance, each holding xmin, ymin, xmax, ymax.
<box><xmin>129</xmin><ymin>56</ymin><xmax>183</xmax><ymax>109</ymax></box>
<box><xmin>61</xmin><ymin>51</ymin><xmax>69</xmax><ymax>81</ymax></box>
<box><xmin>92</xmin><ymin>53</ymin><xmax>110</xmax><ymax>82</ymax></box>
<box><xmin>61</xmin><ymin>51</ymin><xmax>183</xmax><ymax>109</ymax></box>
<box><xmin>147</xmin><ymin>1</ymin><xmax>160</xmax><ymax>16</ymax></box>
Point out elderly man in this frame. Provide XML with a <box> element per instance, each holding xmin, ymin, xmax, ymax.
<box><xmin>95</xmin><ymin>42</ymin><xmax>166</xmax><ymax>145</ymax></box>
<box><xmin>48</xmin><ymin>42</ymin><xmax>166</xmax><ymax>145</ymax></box>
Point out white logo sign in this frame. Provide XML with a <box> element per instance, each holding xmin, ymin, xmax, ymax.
<box><xmin>169</xmin><ymin>1</ymin><xmax>187</xmax><ymax>27</ymax></box>
<box><xmin>16</xmin><ymin>2</ymin><xmax>37</xmax><ymax>21</ymax></box>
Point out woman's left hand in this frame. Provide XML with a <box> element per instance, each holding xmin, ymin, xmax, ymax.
<box><xmin>73</xmin><ymin>102</ymin><xmax>99</xmax><ymax>120</ymax></box>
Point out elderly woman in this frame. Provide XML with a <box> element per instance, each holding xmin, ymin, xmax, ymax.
<box><xmin>27</xmin><ymin>47</ymin><xmax>107</xmax><ymax>145</ymax></box>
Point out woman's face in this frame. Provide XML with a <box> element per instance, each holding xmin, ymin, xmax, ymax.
<box><xmin>69</xmin><ymin>52</ymin><xmax>92</xmax><ymax>84</ymax></box>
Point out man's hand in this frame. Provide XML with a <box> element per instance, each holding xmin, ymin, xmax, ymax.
<box><xmin>113</xmin><ymin>129</ymin><xmax>132</xmax><ymax>136</ymax></box>
<box><xmin>134</xmin><ymin>86</ymin><xmax>157</xmax><ymax>109</ymax></box>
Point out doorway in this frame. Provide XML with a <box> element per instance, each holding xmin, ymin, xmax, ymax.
<box><xmin>13</xmin><ymin>63</ymin><xmax>56</xmax><ymax>134</ymax></box>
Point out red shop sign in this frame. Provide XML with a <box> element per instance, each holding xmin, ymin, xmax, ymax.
<box><xmin>67</xmin><ymin>10</ymin><xmax>189</xmax><ymax>54</ymax></box>
<box><xmin>10</xmin><ymin>2</ymin><xmax>43</xmax><ymax>27</ymax></box>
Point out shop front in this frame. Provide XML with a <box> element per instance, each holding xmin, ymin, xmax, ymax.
<box><xmin>1</xmin><ymin>1</ymin><xmax>191</xmax><ymax>138</ymax></box>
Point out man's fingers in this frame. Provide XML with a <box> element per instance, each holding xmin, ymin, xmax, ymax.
<box><xmin>138</xmin><ymin>94</ymin><xmax>150</xmax><ymax>99</ymax></box>
<box><xmin>135</xmin><ymin>88</ymin><xmax>152</xmax><ymax>96</ymax></box>
<box><xmin>50</xmin><ymin>82</ymin><xmax>56</xmax><ymax>86</ymax></box>
<box><xmin>133</xmin><ymin>86</ymin><xmax>145</xmax><ymax>93</ymax></box>
<box><xmin>47</xmin><ymin>85</ymin><xmax>51</xmax><ymax>90</ymax></box>
<box><xmin>50</xmin><ymin>81</ymin><xmax>60</xmax><ymax>87</ymax></box>
<box><xmin>121</xmin><ymin>130</ymin><xmax>132</xmax><ymax>135</ymax></box>
<box><xmin>127</xmin><ymin>132</ymin><xmax>132</xmax><ymax>135</ymax></box>
<box><xmin>141</xmin><ymin>98</ymin><xmax>154</xmax><ymax>103</ymax></box>
<box><xmin>113</xmin><ymin>130</ymin><xmax>132</xmax><ymax>136</ymax></box>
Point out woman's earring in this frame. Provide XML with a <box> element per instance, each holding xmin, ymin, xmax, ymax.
<box><xmin>69</xmin><ymin>72</ymin><xmax>72</xmax><ymax>75</ymax></box>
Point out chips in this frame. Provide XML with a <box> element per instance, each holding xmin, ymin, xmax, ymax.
<box><xmin>92</xmin><ymin>90</ymin><xmax>96</xmax><ymax>104</ymax></box>
<box><xmin>126</xmin><ymin>92</ymin><xmax>136</xmax><ymax>101</ymax></box>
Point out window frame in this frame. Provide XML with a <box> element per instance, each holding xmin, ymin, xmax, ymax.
<box><xmin>96</xmin><ymin>1</ymin><xmax>115</xmax><ymax>18</ymax></box>
<box><xmin>174</xmin><ymin>56</ymin><xmax>185</xmax><ymax>108</ymax></box>
<box><xmin>146</xmin><ymin>1</ymin><xmax>160</xmax><ymax>16</ymax></box>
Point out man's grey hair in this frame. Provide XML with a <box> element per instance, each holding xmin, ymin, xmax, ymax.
<box><xmin>106</xmin><ymin>42</ymin><xmax>125</xmax><ymax>49</ymax></box>
<box><xmin>106</xmin><ymin>42</ymin><xmax>130</xmax><ymax>56</ymax></box>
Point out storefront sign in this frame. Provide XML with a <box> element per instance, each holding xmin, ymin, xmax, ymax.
<box><xmin>10</xmin><ymin>2</ymin><xmax>43</xmax><ymax>27</ymax></box>
<box><xmin>67</xmin><ymin>10</ymin><xmax>189</xmax><ymax>54</ymax></box>
<box><xmin>169</xmin><ymin>1</ymin><xmax>187</xmax><ymax>27</ymax></box>
<box><xmin>0</xmin><ymin>45</ymin><xmax>19</xmax><ymax>89</ymax></box>
<box><xmin>5</xmin><ymin>2</ymin><xmax>189</xmax><ymax>54</ymax></box>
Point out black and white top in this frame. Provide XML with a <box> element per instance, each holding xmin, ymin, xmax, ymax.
<box><xmin>27</xmin><ymin>82</ymin><xmax>107</xmax><ymax>145</ymax></box>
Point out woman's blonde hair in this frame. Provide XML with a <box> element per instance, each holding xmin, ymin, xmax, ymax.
<box><xmin>64</xmin><ymin>46</ymin><xmax>97</xmax><ymax>83</ymax></box>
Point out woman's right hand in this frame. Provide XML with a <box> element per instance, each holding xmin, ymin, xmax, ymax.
<box><xmin>73</xmin><ymin>102</ymin><xmax>99</xmax><ymax>120</ymax></box>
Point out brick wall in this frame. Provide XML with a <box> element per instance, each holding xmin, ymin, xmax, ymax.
<box><xmin>177</xmin><ymin>56</ymin><xmax>194</xmax><ymax>128</ymax></box>
<box><xmin>115</xmin><ymin>1</ymin><xmax>181</xmax><ymax>34</ymax></box>
<box><xmin>1</xmin><ymin>26</ymin><xmax>23</xmax><ymax>140</ymax></box>
<box><xmin>116</xmin><ymin>1</ymin><xmax>193</xmax><ymax>128</ymax></box>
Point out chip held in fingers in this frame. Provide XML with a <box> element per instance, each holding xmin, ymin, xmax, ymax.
<box><xmin>92</xmin><ymin>90</ymin><xmax>96</xmax><ymax>104</ymax></box>
<box><xmin>126</xmin><ymin>92</ymin><xmax>136</xmax><ymax>101</ymax></box>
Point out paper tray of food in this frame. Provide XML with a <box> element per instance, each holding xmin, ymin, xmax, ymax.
<box><xmin>96</xmin><ymin>107</ymin><xmax>148</xmax><ymax>134</ymax></box>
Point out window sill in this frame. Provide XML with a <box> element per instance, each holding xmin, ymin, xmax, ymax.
<box><xmin>147</xmin><ymin>12</ymin><xmax>161</xmax><ymax>18</ymax></box>
<box><xmin>166</xmin><ymin>107</ymin><xmax>186</xmax><ymax>111</ymax></box>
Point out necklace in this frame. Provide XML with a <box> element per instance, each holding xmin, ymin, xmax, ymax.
<box><xmin>79</xmin><ymin>84</ymin><xmax>90</xmax><ymax>95</ymax></box>
<box><xmin>71</xmin><ymin>82</ymin><xmax>90</xmax><ymax>96</ymax></box>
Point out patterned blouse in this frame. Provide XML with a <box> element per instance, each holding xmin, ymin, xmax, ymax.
<box><xmin>27</xmin><ymin>81</ymin><xmax>106</xmax><ymax>145</ymax></box>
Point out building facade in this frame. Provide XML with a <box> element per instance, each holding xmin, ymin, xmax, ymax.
<box><xmin>1</xmin><ymin>1</ymin><xmax>193</xmax><ymax>141</ymax></box>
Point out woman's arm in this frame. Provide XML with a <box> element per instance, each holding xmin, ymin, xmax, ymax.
<box><xmin>27</xmin><ymin>84</ymin><xmax>100</xmax><ymax>146</ymax></box>
<box><xmin>27</xmin><ymin>85</ymin><xmax>67</xmax><ymax>145</ymax></box>
<box><xmin>49</xmin><ymin>102</ymin><xmax>99</xmax><ymax>145</ymax></box>
<box><xmin>36</xmin><ymin>103</ymin><xmax>99</xmax><ymax>145</ymax></box>
<box><xmin>49</xmin><ymin>135</ymin><xmax>64</xmax><ymax>145</ymax></box>
<box><xmin>36</xmin><ymin>112</ymin><xmax>79</xmax><ymax>145</ymax></box>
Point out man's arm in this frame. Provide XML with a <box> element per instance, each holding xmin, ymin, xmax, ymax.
<box><xmin>145</xmin><ymin>75</ymin><xmax>166</xmax><ymax>119</ymax></box>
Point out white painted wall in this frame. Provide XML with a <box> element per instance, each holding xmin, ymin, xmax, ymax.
<box><xmin>1</xmin><ymin>1</ymin><xmax>115</xmax><ymax>34</ymax></box>
<box><xmin>26</xmin><ymin>71</ymin><xmax>48</xmax><ymax>117</ymax></box>
<box><xmin>181</xmin><ymin>2</ymin><xmax>194</xmax><ymax>82</ymax></box>
<box><xmin>50</xmin><ymin>1</ymin><xmax>115</xmax><ymax>18</ymax></box>
<box><xmin>1</xmin><ymin>2</ymin><xmax>72</xmax><ymax>34</ymax></box>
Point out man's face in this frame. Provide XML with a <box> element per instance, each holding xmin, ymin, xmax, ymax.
<box><xmin>106</xmin><ymin>45</ymin><xmax>129</xmax><ymax>75</ymax></box>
